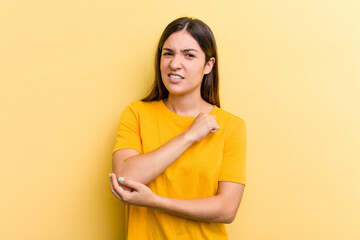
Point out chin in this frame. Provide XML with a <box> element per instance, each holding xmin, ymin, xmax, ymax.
<box><xmin>166</xmin><ymin>89</ymin><xmax>186</xmax><ymax>97</ymax></box>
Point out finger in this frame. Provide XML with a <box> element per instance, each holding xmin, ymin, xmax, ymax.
<box><xmin>111</xmin><ymin>174</ymin><xmax>131</xmax><ymax>196</ymax></box>
<box><xmin>110</xmin><ymin>173</ymin><xmax>133</xmax><ymax>191</ymax></box>
<box><xmin>122</xmin><ymin>185</ymin><xmax>133</xmax><ymax>192</ymax></box>
<box><xmin>210</xmin><ymin>128</ymin><xmax>219</xmax><ymax>133</ymax></box>
<box><xmin>111</xmin><ymin>173</ymin><xmax>118</xmax><ymax>186</ymax></box>
<box><xmin>210</xmin><ymin>123</ymin><xmax>220</xmax><ymax>132</ymax></box>
<box><xmin>110</xmin><ymin>174</ymin><xmax>123</xmax><ymax>197</ymax></box>
<box><xmin>109</xmin><ymin>173</ymin><xmax>115</xmax><ymax>183</ymax></box>
<box><xmin>112</xmin><ymin>176</ymin><xmax>129</xmax><ymax>200</ymax></box>
<box><xmin>109</xmin><ymin>174</ymin><xmax>123</xmax><ymax>200</ymax></box>
<box><xmin>118</xmin><ymin>177</ymin><xmax>142</xmax><ymax>190</ymax></box>
<box><xmin>110</xmin><ymin>181</ymin><xmax>123</xmax><ymax>200</ymax></box>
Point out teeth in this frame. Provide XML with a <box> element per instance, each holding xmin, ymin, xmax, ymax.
<box><xmin>169</xmin><ymin>75</ymin><xmax>182</xmax><ymax>79</ymax></box>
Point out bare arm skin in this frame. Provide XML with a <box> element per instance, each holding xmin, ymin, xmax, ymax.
<box><xmin>112</xmin><ymin>113</ymin><xmax>219</xmax><ymax>185</ymax></box>
<box><xmin>153</xmin><ymin>181</ymin><xmax>245</xmax><ymax>223</ymax></box>
<box><xmin>110</xmin><ymin>174</ymin><xmax>245</xmax><ymax>224</ymax></box>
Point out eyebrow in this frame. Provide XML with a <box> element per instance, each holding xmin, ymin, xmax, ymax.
<box><xmin>163</xmin><ymin>48</ymin><xmax>198</xmax><ymax>53</ymax></box>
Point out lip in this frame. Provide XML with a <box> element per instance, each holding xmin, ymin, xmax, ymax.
<box><xmin>168</xmin><ymin>73</ymin><xmax>184</xmax><ymax>83</ymax></box>
<box><xmin>168</xmin><ymin>73</ymin><xmax>184</xmax><ymax>78</ymax></box>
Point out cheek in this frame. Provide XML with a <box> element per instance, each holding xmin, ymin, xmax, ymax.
<box><xmin>190</xmin><ymin>64</ymin><xmax>205</xmax><ymax>76</ymax></box>
<box><xmin>160</xmin><ymin>65</ymin><xmax>165</xmax><ymax>76</ymax></box>
<box><xmin>160</xmin><ymin>59</ymin><xmax>168</xmax><ymax>73</ymax></box>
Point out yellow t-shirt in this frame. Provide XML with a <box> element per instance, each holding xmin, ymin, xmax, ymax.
<box><xmin>113</xmin><ymin>100</ymin><xmax>247</xmax><ymax>240</ymax></box>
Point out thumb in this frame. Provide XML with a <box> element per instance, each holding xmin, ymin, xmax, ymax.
<box><xmin>118</xmin><ymin>177</ymin><xmax>141</xmax><ymax>190</ymax></box>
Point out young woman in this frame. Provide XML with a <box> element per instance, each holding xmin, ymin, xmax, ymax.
<box><xmin>109</xmin><ymin>17</ymin><xmax>247</xmax><ymax>240</ymax></box>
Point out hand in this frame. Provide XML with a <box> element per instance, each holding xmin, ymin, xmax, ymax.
<box><xmin>109</xmin><ymin>173</ymin><xmax>158</xmax><ymax>207</ymax></box>
<box><xmin>185</xmin><ymin>113</ymin><xmax>220</xmax><ymax>142</ymax></box>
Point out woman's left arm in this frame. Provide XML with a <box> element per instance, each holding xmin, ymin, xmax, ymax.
<box><xmin>110</xmin><ymin>174</ymin><xmax>245</xmax><ymax>223</ymax></box>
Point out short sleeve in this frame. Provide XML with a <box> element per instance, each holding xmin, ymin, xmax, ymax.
<box><xmin>218</xmin><ymin>120</ymin><xmax>247</xmax><ymax>185</ymax></box>
<box><xmin>112</xmin><ymin>103</ymin><xmax>142</xmax><ymax>154</ymax></box>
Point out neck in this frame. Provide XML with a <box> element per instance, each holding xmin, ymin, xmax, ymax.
<box><xmin>164</xmin><ymin>94</ymin><xmax>212</xmax><ymax>117</ymax></box>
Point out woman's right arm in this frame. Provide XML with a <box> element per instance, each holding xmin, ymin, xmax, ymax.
<box><xmin>112</xmin><ymin>113</ymin><xmax>219</xmax><ymax>185</ymax></box>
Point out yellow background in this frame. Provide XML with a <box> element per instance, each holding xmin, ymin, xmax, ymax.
<box><xmin>1</xmin><ymin>0</ymin><xmax>359</xmax><ymax>239</ymax></box>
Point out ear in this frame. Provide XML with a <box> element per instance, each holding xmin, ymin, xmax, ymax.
<box><xmin>203</xmin><ymin>57</ymin><xmax>215</xmax><ymax>75</ymax></box>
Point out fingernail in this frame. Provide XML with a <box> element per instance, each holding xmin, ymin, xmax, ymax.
<box><xmin>109</xmin><ymin>173</ymin><xmax>113</xmax><ymax>178</ymax></box>
<box><xmin>118</xmin><ymin>177</ymin><xmax>124</xmax><ymax>182</ymax></box>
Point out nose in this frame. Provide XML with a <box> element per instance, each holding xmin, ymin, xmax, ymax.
<box><xmin>170</xmin><ymin>54</ymin><xmax>182</xmax><ymax>70</ymax></box>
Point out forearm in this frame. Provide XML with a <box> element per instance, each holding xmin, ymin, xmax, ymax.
<box><xmin>111</xmin><ymin>177</ymin><xmax>243</xmax><ymax>224</ymax></box>
<box><xmin>113</xmin><ymin>130</ymin><xmax>194</xmax><ymax>185</ymax></box>
<box><xmin>151</xmin><ymin>195</ymin><xmax>235</xmax><ymax>224</ymax></box>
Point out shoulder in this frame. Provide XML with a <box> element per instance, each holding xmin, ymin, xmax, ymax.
<box><xmin>119</xmin><ymin>100</ymin><xmax>163</xmax><ymax>123</ymax></box>
<box><xmin>126</xmin><ymin>100</ymin><xmax>163</xmax><ymax>112</ymax></box>
<box><xmin>216</xmin><ymin>108</ymin><xmax>247</xmax><ymax>148</ymax></box>
<box><xmin>215</xmin><ymin>107</ymin><xmax>246</xmax><ymax>129</ymax></box>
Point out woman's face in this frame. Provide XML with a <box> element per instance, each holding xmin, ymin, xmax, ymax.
<box><xmin>160</xmin><ymin>30</ymin><xmax>214</xmax><ymax>98</ymax></box>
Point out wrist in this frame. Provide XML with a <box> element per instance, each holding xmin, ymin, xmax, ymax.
<box><xmin>181</xmin><ymin>128</ymin><xmax>197</xmax><ymax>145</ymax></box>
<box><xmin>150</xmin><ymin>194</ymin><xmax>163</xmax><ymax>210</ymax></box>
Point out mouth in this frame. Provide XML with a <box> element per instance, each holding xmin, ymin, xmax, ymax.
<box><xmin>167</xmin><ymin>73</ymin><xmax>184</xmax><ymax>83</ymax></box>
<box><xmin>168</xmin><ymin>74</ymin><xmax>184</xmax><ymax>79</ymax></box>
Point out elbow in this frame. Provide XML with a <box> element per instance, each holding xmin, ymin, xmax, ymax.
<box><xmin>221</xmin><ymin>211</ymin><xmax>237</xmax><ymax>224</ymax></box>
<box><xmin>113</xmin><ymin>162</ymin><xmax>131</xmax><ymax>179</ymax></box>
<box><xmin>112</xmin><ymin>158</ymin><xmax>151</xmax><ymax>185</ymax></box>
<box><xmin>112</xmin><ymin>151</ymin><xmax>150</xmax><ymax>184</ymax></box>
<box><xmin>216</xmin><ymin>203</ymin><xmax>238</xmax><ymax>224</ymax></box>
<box><xmin>214</xmin><ymin>214</ymin><xmax>235</xmax><ymax>224</ymax></box>
<box><xmin>112</xmin><ymin>157</ymin><xmax>129</xmax><ymax>178</ymax></box>
<box><xmin>112</xmin><ymin>161</ymin><xmax>123</xmax><ymax>176</ymax></box>
<box><xmin>114</xmin><ymin>168</ymin><xmax>126</xmax><ymax>178</ymax></box>
<box><xmin>216</xmin><ymin>188</ymin><xmax>244</xmax><ymax>224</ymax></box>
<box><xmin>112</xmin><ymin>150</ymin><xmax>136</xmax><ymax>175</ymax></box>
<box><xmin>210</xmin><ymin>210</ymin><xmax>235</xmax><ymax>224</ymax></box>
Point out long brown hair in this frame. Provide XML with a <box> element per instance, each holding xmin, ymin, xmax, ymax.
<box><xmin>142</xmin><ymin>17</ymin><xmax>220</xmax><ymax>107</ymax></box>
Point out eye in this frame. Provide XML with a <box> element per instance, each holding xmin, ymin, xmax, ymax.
<box><xmin>186</xmin><ymin>54</ymin><xmax>195</xmax><ymax>58</ymax></box>
<box><xmin>163</xmin><ymin>52</ymin><xmax>173</xmax><ymax>56</ymax></box>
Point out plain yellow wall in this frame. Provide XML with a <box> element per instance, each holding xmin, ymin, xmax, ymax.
<box><xmin>1</xmin><ymin>0</ymin><xmax>359</xmax><ymax>239</ymax></box>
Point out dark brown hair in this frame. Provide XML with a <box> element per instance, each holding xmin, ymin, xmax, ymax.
<box><xmin>141</xmin><ymin>17</ymin><xmax>220</xmax><ymax>107</ymax></box>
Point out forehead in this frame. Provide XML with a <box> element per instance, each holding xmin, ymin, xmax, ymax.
<box><xmin>163</xmin><ymin>30</ymin><xmax>202</xmax><ymax>51</ymax></box>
